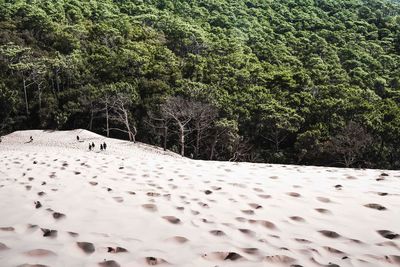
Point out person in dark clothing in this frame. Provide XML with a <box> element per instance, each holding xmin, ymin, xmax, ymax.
<box><xmin>77</xmin><ymin>135</ymin><xmax>80</xmax><ymax>141</ymax></box>
<box><xmin>89</xmin><ymin>144</ymin><xmax>92</xmax><ymax>151</ymax></box>
<box><xmin>30</xmin><ymin>136</ymin><xmax>33</xmax><ymax>142</ymax></box>
<box><xmin>100</xmin><ymin>144</ymin><xmax>103</xmax><ymax>151</ymax></box>
<box><xmin>92</xmin><ymin>142</ymin><xmax>95</xmax><ymax>148</ymax></box>
<box><xmin>103</xmin><ymin>142</ymin><xmax>107</xmax><ymax>150</ymax></box>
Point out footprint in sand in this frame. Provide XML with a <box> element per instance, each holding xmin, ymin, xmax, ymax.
<box><xmin>249</xmin><ymin>203</ymin><xmax>262</xmax><ymax>209</ymax></box>
<box><xmin>165</xmin><ymin>236</ymin><xmax>189</xmax><ymax>244</ymax></box>
<box><xmin>241</xmin><ymin>248</ymin><xmax>260</xmax><ymax>255</ymax></box>
<box><xmin>113</xmin><ymin>197</ymin><xmax>124</xmax><ymax>203</ymax></box>
<box><xmin>99</xmin><ymin>260</ymin><xmax>121</xmax><ymax>267</ymax></box>
<box><xmin>209</xmin><ymin>230</ymin><xmax>226</xmax><ymax>237</ymax></box>
<box><xmin>0</xmin><ymin>226</ymin><xmax>14</xmax><ymax>232</ymax></box>
<box><xmin>18</xmin><ymin>264</ymin><xmax>49</xmax><ymax>267</ymax></box>
<box><xmin>0</xmin><ymin>242</ymin><xmax>9</xmax><ymax>251</ymax></box>
<box><xmin>289</xmin><ymin>216</ymin><xmax>305</xmax><ymax>222</ymax></box>
<box><xmin>198</xmin><ymin>202</ymin><xmax>209</xmax><ymax>208</ymax></box>
<box><xmin>147</xmin><ymin>192</ymin><xmax>161</xmax><ymax>197</ymax></box>
<box><xmin>316</xmin><ymin>196</ymin><xmax>331</xmax><ymax>203</ymax></box>
<box><xmin>25</xmin><ymin>249</ymin><xmax>56</xmax><ymax>257</ymax></box>
<box><xmin>235</xmin><ymin>217</ymin><xmax>247</xmax><ymax>222</ymax></box>
<box><xmin>377</xmin><ymin>230</ymin><xmax>399</xmax><ymax>240</ymax></box>
<box><xmin>251</xmin><ymin>220</ymin><xmax>277</xmax><ymax>230</ymax></box>
<box><xmin>334</xmin><ymin>184</ymin><xmax>343</xmax><ymax>190</ymax></box>
<box><xmin>294</xmin><ymin>238</ymin><xmax>311</xmax><ymax>244</ymax></box>
<box><xmin>204</xmin><ymin>190</ymin><xmax>213</xmax><ymax>195</ymax></box>
<box><xmin>77</xmin><ymin>242</ymin><xmax>95</xmax><ymax>254</ymax></box>
<box><xmin>142</xmin><ymin>204</ymin><xmax>158</xmax><ymax>212</ymax></box>
<box><xmin>263</xmin><ymin>255</ymin><xmax>296</xmax><ymax>264</ymax></box>
<box><xmin>201</xmin><ymin>218</ymin><xmax>214</xmax><ymax>224</ymax></box>
<box><xmin>241</xmin><ymin>209</ymin><xmax>254</xmax><ymax>215</ymax></box>
<box><xmin>107</xmin><ymin>246</ymin><xmax>128</xmax><ymax>253</ymax></box>
<box><xmin>239</xmin><ymin>229</ymin><xmax>256</xmax><ymax>236</ymax></box>
<box><xmin>315</xmin><ymin>208</ymin><xmax>332</xmax><ymax>214</ymax></box>
<box><xmin>68</xmin><ymin>232</ymin><xmax>79</xmax><ymax>237</ymax></box>
<box><xmin>53</xmin><ymin>212</ymin><xmax>66</xmax><ymax>220</ymax></box>
<box><xmin>202</xmin><ymin>252</ymin><xmax>244</xmax><ymax>261</ymax></box>
<box><xmin>35</xmin><ymin>201</ymin><xmax>42</xmax><ymax>209</ymax></box>
<box><xmin>323</xmin><ymin>246</ymin><xmax>344</xmax><ymax>254</ymax></box>
<box><xmin>162</xmin><ymin>216</ymin><xmax>181</xmax><ymax>224</ymax></box>
<box><xmin>319</xmin><ymin>230</ymin><xmax>341</xmax><ymax>238</ymax></box>
<box><xmin>41</xmin><ymin>228</ymin><xmax>57</xmax><ymax>238</ymax></box>
<box><xmin>145</xmin><ymin>257</ymin><xmax>168</xmax><ymax>265</ymax></box>
<box><xmin>364</xmin><ymin>203</ymin><xmax>387</xmax><ymax>210</ymax></box>
<box><xmin>377</xmin><ymin>192</ymin><xmax>389</xmax><ymax>196</ymax></box>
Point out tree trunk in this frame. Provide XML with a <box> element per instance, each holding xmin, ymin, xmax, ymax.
<box><xmin>89</xmin><ymin>103</ymin><xmax>93</xmax><ymax>131</ymax></box>
<box><xmin>178</xmin><ymin>123</ymin><xmax>185</xmax><ymax>156</ymax></box>
<box><xmin>132</xmin><ymin>125</ymin><xmax>137</xmax><ymax>143</ymax></box>
<box><xmin>274</xmin><ymin>131</ymin><xmax>280</xmax><ymax>152</ymax></box>
<box><xmin>194</xmin><ymin>123</ymin><xmax>200</xmax><ymax>158</ymax></box>
<box><xmin>51</xmin><ymin>78</ymin><xmax>55</xmax><ymax>96</ymax></box>
<box><xmin>105</xmin><ymin>101</ymin><xmax>109</xmax><ymax>137</ymax></box>
<box><xmin>209</xmin><ymin>133</ymin><xmax>218</xmax><ymax>160</ymax></box>
<box><xmin>163</xmin><ymin>126</ymin><xmax>167</xmax><ymax>151</ymax></box>
<box><xmin>23</xmin><ymin>78</ymin><xmax>29</xmax><ymax>116</ymax></box>
<box><xmin>123</xmin><ymin>110</ymin><xmax>132</xmax><ymax>142</ymax></box>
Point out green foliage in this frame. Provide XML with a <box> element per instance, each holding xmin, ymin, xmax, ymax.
<box><xmin>0</xmin><ymin>0</ymin><xmax>400</xmax><ymax>168</ymax></box>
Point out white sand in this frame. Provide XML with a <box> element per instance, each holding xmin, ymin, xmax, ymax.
<box><xmin>0</xmin><ymin>130</ymin><xmax>399</xmax><ymax>267</ymax></box>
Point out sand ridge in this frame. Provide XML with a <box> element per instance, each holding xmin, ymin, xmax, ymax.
<box><xmin>0</xmin><ymin>130</ymin><xmax>399</xmax><ymax>267</ymax></box>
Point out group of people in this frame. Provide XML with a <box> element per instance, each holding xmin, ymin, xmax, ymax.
<box><xmin>76</xmin><ymin>135</ymin><xmax>108</xmax><ymax>152</ymax></box>
<box><xmin>88</xmin><ymin>141</ymin><xmax>107</xmax><ymax>152</ymax></box>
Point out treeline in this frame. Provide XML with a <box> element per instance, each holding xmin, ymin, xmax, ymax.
<box><xmin>0</xmin><ymin>0</ymin><xmax>400</xmax><ymax>169</ymax></box>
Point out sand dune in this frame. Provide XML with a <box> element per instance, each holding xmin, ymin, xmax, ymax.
<box><xmin>0</xmin><ymin>130</ymin><xmax>399</xmax><ymax>267</ymax></box>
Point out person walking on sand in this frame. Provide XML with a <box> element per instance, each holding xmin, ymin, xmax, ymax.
<box><xmin>77</xmin><ymin>135</ymin><xmax>80</xmax><ymax>141</ymax></box>
<box><xmin>89</xmin><ymin>143</ymin><xmax>92</xmax><ymax>151</ymax></box>
<box><xmin>92</xmin><ymin>142</ymin><xmax>95</xmax><ymax>148</ymax></box>
<box><xmin>100</xmin><ymin>144</ymin><xmax>103</xmax><ymax>151</ymax></box>
<box><xmin>30</xmin><ymin>136</ymin><xmax>33</xmax><ymax>142</ymax></box>
<box><xmin>103</xmin><ymin>142</ymin><xmax>107</xmax><ymax>150</ymax></box>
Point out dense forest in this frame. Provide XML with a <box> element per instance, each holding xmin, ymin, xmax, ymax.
<box><xmin>1</xmin><ymin>0</ymin><xmax>400</xmax><ymax>169</ymax></box>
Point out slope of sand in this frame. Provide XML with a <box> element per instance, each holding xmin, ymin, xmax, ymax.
<box><xmin>0</xmin><ymin>130</ymin><xmax>399</xmax><ymax>267</ymax></box>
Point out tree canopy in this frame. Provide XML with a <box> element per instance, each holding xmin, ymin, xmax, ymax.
<box><xmin>1</xmin><ymin>0</ymin><xmax>400</xmax><ymax>169</ymax></box>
